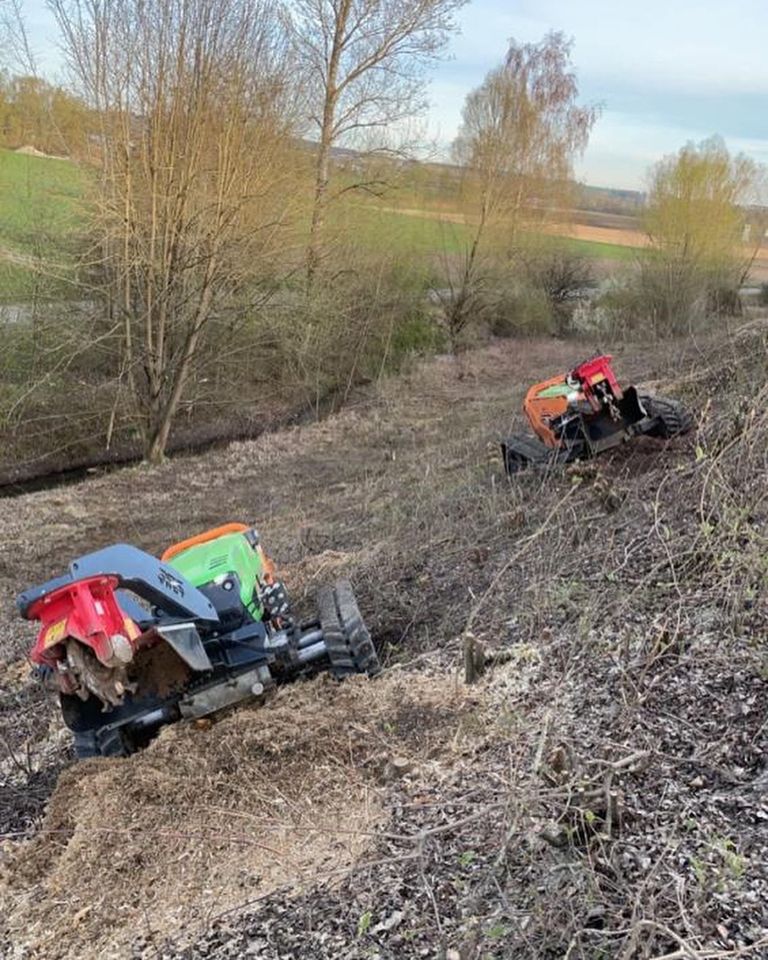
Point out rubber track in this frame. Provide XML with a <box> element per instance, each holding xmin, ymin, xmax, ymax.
<box><xmin>501</xmin><ymin>433</ymin><xmax>584</xmax><ymax>474</ymax></box>
<box><xmin>73</xmin><ymin>726</ymin><xmax>128</xmax><ymax>759</ymax></box>
<box><xmin>501</xmin><ymin>434</ymin><xmax>552</xmax><ymax>474</ymax></box>
<box><xmin>317</xmin><ymin>580</ymin><xmax>380</xmax><ymax>678</ymax></box>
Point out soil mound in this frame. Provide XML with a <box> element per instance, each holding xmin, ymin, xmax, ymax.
<box><xmin>0</xmin><ymin>671</ymin><xmax>468</xmax><ymax>958</ymax></box>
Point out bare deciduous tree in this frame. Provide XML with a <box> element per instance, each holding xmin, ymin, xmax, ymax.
<box><xmin>288</xmin><ymin>0</ymin><xmax>465</xmax><ymax>284</ymax></box>
<box><xmin>49</xmin><ymin>0</ymin><xmax>298</xmax><ymax>463</ymax></box>
<box><xmin>0</xmin><ymin>0</ymin><xmax>35</xmax><ymax>73</ymax></box>
<box><xmin>447</xmin><ymin>32</ymin><xmax>598</xmax><ymax>345</ymax></box>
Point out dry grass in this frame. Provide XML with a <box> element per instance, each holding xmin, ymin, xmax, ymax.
<box><xmin>1</xmin><ymin>331</ymin><xmax>767</xmax><ymax>958</ymax></box>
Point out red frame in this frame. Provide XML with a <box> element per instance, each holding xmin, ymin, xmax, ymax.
<box><xmin>28</xmin><ymin>575</ymin><xmax>140</xmax><ymax>668</ymax></box>
<box><xmin>571</xmin><ymin>355</ymin><xmax>623</xmax><ymax>411</ymax></box>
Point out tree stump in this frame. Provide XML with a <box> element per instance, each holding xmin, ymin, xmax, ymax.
<box><xmin>463</xmin><ymin>633</ymin><xmax>486</xmax><ymax>684</ymax></box>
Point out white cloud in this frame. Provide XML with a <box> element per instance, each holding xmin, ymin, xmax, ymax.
<box><xmin>509</xmin><ymin>0</ymin><xmax>768</xmax><ymax>95</ymax></box>
<box><xmin>575</xmin><ymin>112</ymin><xmax>768</xmax><ymax>189</ymax></box>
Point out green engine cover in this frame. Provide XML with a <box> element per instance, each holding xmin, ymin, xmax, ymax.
<box><xmin>166</xmin><ymin>530</ymin><xmax>266</xmax><ymax>618</ymax></box>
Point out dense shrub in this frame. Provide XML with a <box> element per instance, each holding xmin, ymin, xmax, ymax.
<box><xmin>263</xmin><ymin>257</ymin><xmax>438</xmax><ymax>402</ymax></box>
<box><xmin>484</xmin><ymin>282</ymin><xmax>554</xmax><ymax>338</ymax></box>
<box><xmin>518</xmin><ymin>248</ymin><xmax>596</xmax><ymax>334</ymax></box>
<box><xmin>0</xmin><ymin>255</ymin><xmax>440</xmax><ymax>479</ymax></box>
<box><xmin>574</xmin><ymin>257</ymin><xmax>743</xmax><ymax>338</ymax></box>
<box><xmin>437</xmin><ymin>255</ymin><xmax>557</xmax><ymax>350</ymax></box>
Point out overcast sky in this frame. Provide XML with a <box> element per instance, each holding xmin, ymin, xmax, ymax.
<box><xmin>19</xmin><ymin>0</ymin><xmax>768</xmax><ymax>191</ymax></box>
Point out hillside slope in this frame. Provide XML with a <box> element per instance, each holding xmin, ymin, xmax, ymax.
<box><xmin>1</xmin><ymin>334</ymin><xmax>766</xmax><ymax>959</ymax></box>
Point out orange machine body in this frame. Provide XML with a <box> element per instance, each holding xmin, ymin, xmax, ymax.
<box><xmin>522</xmin><ymin>355</ymin><xmax>622</xmax><ymax>449</ymax></box>
<box><xmin>523</xmin><ymin>374</ymin><xmax>576</xmax><ymax>447</ymax></box>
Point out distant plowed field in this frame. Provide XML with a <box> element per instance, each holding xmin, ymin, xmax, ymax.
<box><xmin>561</xmin><ymin>219</ymin><xmax>768</xmax><ymax>281</ymax></box>
<box><xmin>378</xmin><ymin>203</ymin><xmax>768</xmax><ymax>280</ymax></box>
<box><xmin>550</xmin><ymin>221</ymin><xmax>649</xmax><ymax>249</ymax></box>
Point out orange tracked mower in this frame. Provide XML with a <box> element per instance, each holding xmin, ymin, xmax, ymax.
<box><xmin>501</xmin><ymin>355</ymin><xmax>693</xmax><ymax>474</ymax></box>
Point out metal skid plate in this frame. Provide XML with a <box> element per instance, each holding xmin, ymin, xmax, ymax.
<box><xmin>155</xmin><ymin>623</ymin><xmax>213</xmax><ymax>672</ymax></box>
<box><xmin>178</xmin><ymin>665</ymin><xmax>273</xmax><ymax>719</ymax></box>
<box><xmin>580</xmin><ymin>386</ymin><xmax>647</xmax><ymax>455</ymax></box>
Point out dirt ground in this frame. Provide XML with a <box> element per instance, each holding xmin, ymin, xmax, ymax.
<box><xmin>1</xmin><ymin>333</ymin><xmax>767</xmax><ymax>958</ymax></box>
<box><xmin>3</xmin><ymin>671</ymin><xmax>480</xmax><ymax>958</ymax></box>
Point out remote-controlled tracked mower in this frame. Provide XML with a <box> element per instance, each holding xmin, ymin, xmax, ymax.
<box><xmin>18</xmin><ymin>523</ymin><xmax>380</xmax><ymax>759</ymax></box>
<box><xmin>501</xmin><ymin>355</ymin><xmax>693</xmax><ymax>474</ymax></box>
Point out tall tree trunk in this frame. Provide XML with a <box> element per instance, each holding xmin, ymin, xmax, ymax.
<box><xmin>144</xmin><ymin>266</ymin><xmax>218</xmax><ymax>464</ymax></box>
<box><xmin>305</xmin><ymin>0</ymin><xmax>350</xmax><ymax>287</ymax></box>
<box><xmin>306</xmin><ymin>124</ymin><xmax>332</xmax><ymax>286</ymax></box>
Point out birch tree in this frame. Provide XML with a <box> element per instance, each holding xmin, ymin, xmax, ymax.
<box><xmin>448</xmin><ymin>32</ymin><xmax>597</xmax><ymax>344</ymax></box>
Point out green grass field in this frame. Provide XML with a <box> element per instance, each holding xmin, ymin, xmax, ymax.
<box><xmin>330</xmin><ymin>205</ymin><xmax>473</xmax><ymax>257</ymax></box>
<box><xmin>0</xmin><ymin>149</ymin><xmax>86</xmax><ymax>252</ymax></box>
<box><xmin>557</xmin><ymin>236</ymin><xmax>640</xmax><ymax>261</ymax></box>
<box><xmin>340</xmin><ymin>204</ymin><xmax>641</xmax><ymax>264</ymax></box>
<box><xmin>0</xmin><ymin>260</ymin><xmax>53</xmax><ymax>301</ymax></box>
<box><xmin>0</xmin><ymin>149</ymin><xmax>87</xmax><ymax>300</ymax></box>
<box><xmin>0</xmin><ymin>150</ymin><xmax>640</xmax><ymax>302</ymax></box>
